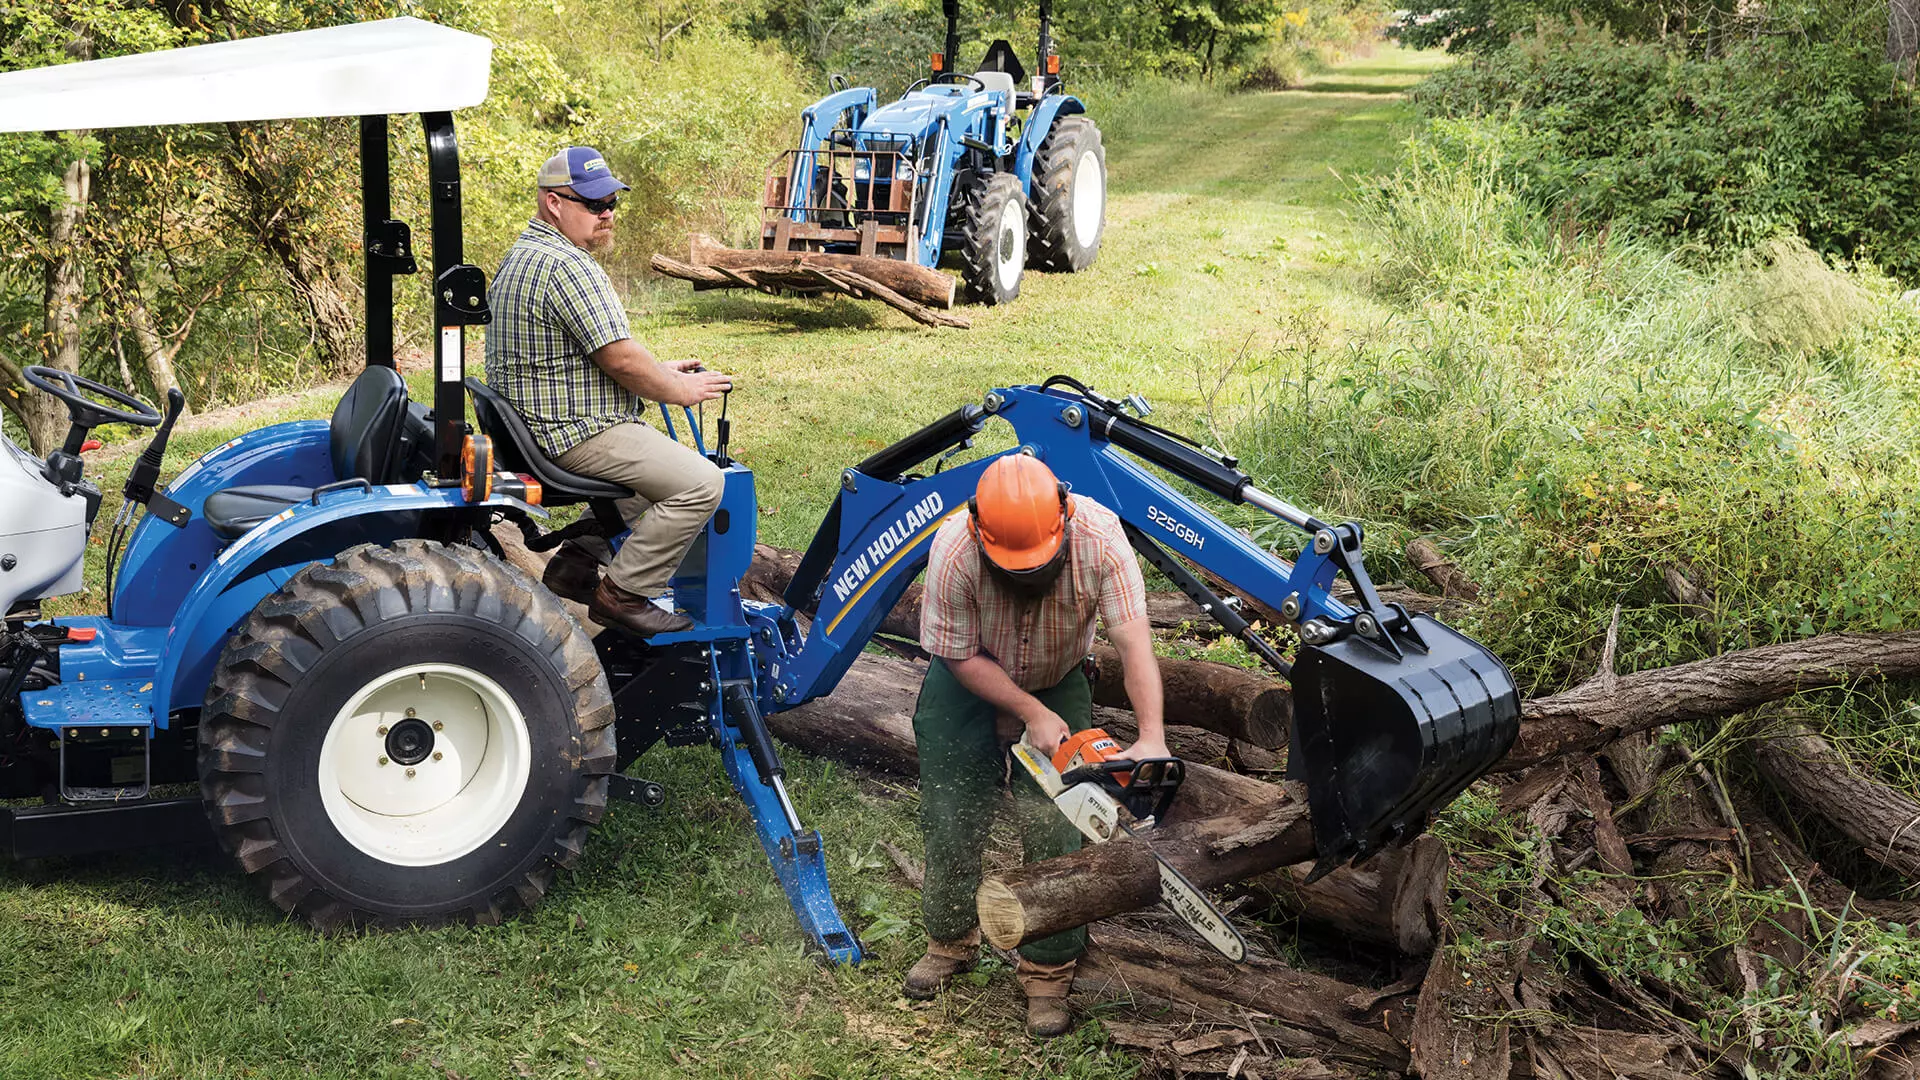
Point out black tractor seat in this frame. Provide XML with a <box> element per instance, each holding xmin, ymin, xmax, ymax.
<box><xmin>463</xmin><ymin>378</ymin><xmax>633</xmax><ymax>505</ymax></box>
<box><xmin>202</xmin><ymin>366</ymin><xmax>430</xmax><ymax>540</ymax></box>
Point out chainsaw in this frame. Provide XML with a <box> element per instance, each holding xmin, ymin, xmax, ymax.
<box><xmin>1012</xmin><ymin>729</ymin><xmax>1249</xmax><ymax>962</ymax></box>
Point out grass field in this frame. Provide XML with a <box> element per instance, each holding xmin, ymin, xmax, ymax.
<box><xmin>1</xmin><ymin>50</ymin><xmax>1444</xmax><ymax>1079</ymax></box>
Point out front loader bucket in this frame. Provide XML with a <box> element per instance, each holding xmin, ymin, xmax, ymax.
<box><xmin>1290</xmin><ymin>613</ymin><xmax>1519</xmax><ymax>874</ymax></box>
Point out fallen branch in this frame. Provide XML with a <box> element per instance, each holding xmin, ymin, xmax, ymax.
<box><xmin>1406</xmin><ymin>536</ymin><xmax>1481</xmax><ymax>601</ymax></box>
<box><xmin>1756</xmin><ymin>720</ymin><xmax>1920</xmax><ymax>881</ymax></box>
<box><xmin>1511</xmin><ymin>631</ymin><xmax>1920</xmax><ymax>768</ymax></box>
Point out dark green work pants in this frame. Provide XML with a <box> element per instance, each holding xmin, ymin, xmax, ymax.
<box><xmin>912</xmin><ymin>658</ymin><xmax>1092</xmax><ymax>966</ymax></box>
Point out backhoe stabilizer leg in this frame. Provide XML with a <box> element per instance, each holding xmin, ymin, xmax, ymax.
<box><xmin>714</xmin><ymin>680</ymin><xmax>864</xmax><ymax>964</ymax></box>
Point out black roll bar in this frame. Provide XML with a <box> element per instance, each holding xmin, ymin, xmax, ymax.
<box><xmin>1036</xmin><ymin>0</ymin><xmax>1055</xmax><ymax>93</ymax></box>
<box><xmin>361</xmin><ymin>116</ymin><xmax>393</xmax><ymax>369</ymax></box>
<box><xmin>422</xmin><ymin>112</ymin><xmax>491</xmax><ymax>482</ymax></box>
<box><xmin>942</xmin><ymin>0</ymin><xmax>960</xmax><ymax>74</ymax></box>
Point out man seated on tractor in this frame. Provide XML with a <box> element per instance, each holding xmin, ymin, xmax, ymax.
<box><xmin>486</xmin><ymin>146</ymin><xmax>734</xmax><ymax>636</ymax></box>
<box><xmin>906</xmin><ymin>453</ymin><xmax>1170</xmax><ymax>1037</ymax></box>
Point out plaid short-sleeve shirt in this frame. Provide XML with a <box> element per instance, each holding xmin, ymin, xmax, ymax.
<box><xmin>484</xmin><ymin>218</ymin><xmax>644</xmax><ymax>458</ymax></box>
<box><xmin>921</xmin><ymin>496</ymin><xmax>1149</xmax><ymax>691</ymax></box>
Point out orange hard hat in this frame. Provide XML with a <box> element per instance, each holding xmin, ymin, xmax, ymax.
<box><xmin>969</xmin><ymin>454</ymin><xmax>1073</xmax><ymax>571</ymax></box>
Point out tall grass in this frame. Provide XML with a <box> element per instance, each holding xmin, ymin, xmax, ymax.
<box><xmin>1229</xmin><ymin>119</ymin><xmax>1920</xmax><ymax>695</ymax></box>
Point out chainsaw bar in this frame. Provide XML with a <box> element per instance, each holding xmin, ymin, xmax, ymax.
<box><xmin>1117</xmin><ymin>818</ymin><xmax>1248</xmax><ymax>962</ymax></box>
<box><xmin>1012</xmin><ymin>742</ymin><xmax>1247</xmax><ymax>963</ymax></box>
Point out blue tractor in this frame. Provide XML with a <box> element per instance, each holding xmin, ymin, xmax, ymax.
<box><xmin>763</xmin><ymin>0</ymin><xmax>1107</xmax><ymax>304</ymax></box>
<box><xmin>1</xmin><ymin>20</ymin><xmax>1516</xmax><ymax>961</ymax></box>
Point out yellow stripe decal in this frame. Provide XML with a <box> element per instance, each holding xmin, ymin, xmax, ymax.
<box><xmin>824</xmin><ymin>507</ymin><xmax>967</xmax><ymax>636</ymax></box>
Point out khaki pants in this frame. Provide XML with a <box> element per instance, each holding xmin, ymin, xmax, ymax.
<box><xmin>554</xmin><ymin>422</ymin><xmax>724</xmax><ymax>597</ymax></box>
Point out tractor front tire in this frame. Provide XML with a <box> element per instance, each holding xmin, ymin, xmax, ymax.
<box><xmin>953</xmin><ymin>171</ymin><xmax>1029</xmax><ymax>305</ymax></box>
<box><xmin>1028</xmin><ymin>116</ymin><xmax>1107</xmax><ymax>273</ymax></box>
<box><xmin>198</xmin><ymin>540</ymin><xmax>615</xmax><ymax>929</ymax></box>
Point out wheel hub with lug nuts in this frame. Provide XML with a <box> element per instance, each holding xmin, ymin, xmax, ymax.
<box><xmin>317</xmin><ymin>662</ymin><xmax>532</xmax><ymax>867</ymax></box>
<box><xmin>384</xmin><ymin>717</ymin><xmax>435</xmax><ymax>766</ymax></box>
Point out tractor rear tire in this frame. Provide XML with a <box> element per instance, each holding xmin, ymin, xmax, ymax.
<box><xmin>198</xmin><ymin>540</ymin><xmax>615</xmax><ymax>929</ymax></box>
<box><xmin>1027</xmin><ymin>116</ymin><xmax>1106</xmax><ymax>273</ymax></box>
<box><xmin>952</xmin><ymin>171</ymin><xmax>1028</xmax><ymax>305</ymax></box>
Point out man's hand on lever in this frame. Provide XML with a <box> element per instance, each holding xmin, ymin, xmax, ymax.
<box><xmin>662</xmin><ymin>357</ymin><xmax>731</xmax><ymax>405</ymax></box>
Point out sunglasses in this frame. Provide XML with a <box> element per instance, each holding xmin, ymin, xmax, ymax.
<box><xmin>552</xmin><ymin>190</ymin><xmax>620</xmax><ymax>214</ymax></box>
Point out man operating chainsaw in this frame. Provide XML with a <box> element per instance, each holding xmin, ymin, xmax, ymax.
<box><xmin>907</xmin><ymin>452</ymin><xmax>1168</xmax><ymax>1037</ymax></box>
<box><xmin>486</xmin><ymin>146</ymin><xmax>733</xmax><ymax>636</ymax></box>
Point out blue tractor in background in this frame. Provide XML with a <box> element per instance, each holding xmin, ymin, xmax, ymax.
<box><xmin>764</xmin><ymin>0</ymin><xmax>1107</xmax><ymax>304</ymax></box>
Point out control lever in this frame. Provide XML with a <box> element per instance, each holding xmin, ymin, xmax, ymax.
<box><xmin>713</xmin><ymin>388</ymin><xmax>732</xmax><ymax>468</ymax></box>
<box><xmin>123</xmin><ymin>388</ymin><xmax>190</xmax><ymax>526</ymax></box>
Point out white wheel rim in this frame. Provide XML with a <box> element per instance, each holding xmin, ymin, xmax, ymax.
<box><xmin>1072</xmin><ymin>148</ymin><xmax>1104</xmax><ymax>250</ymax></box>
<box><xmin>317</xmin><ymin>662</ymin><xmax>532</xmax><ymax>867</ymax></box>
<box><xmin>995</xmin><ymin>195</ymin><xmax>1025</xmax><ymax>292</ymax></box>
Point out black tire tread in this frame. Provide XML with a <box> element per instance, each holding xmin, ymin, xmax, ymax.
<box><xmin>198</xmin><ymin>539</ymin><xmax>615</xmax><ymax>930</ymax></box>
<box><xmin>950</xmin><ymin>171</ymin><xmax>1027</xmax><ymax>305</ymax></box>
<box><xmin>1027</xmin><ymin>115</ymin><xmax>1105</xmax><ymax>273</ymax></box>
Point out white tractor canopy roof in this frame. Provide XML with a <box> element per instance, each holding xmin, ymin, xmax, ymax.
<box><xmin>0</xmin><ymin>18</ymin><xmax>491</xmax><ymax>133</ymax></box>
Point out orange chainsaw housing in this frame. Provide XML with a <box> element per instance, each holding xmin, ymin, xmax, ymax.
<box><xmin>1053</xmin><ymin>729</ymin><xmax>1130</xmax><ymax>785</ymax></box>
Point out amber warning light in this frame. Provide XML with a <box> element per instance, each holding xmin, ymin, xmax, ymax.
<box><xmin>930</xmin><ymin>52</ymin><xmax>944</xmax><ymax>72</ymax></box>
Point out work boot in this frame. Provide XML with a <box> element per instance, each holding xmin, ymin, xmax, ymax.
<box><xmin>901</xmin><ymin>932</ymin><xmax>980</xmax><ymax>1000</ymax></box>
<box><xmin>541</xmin><ymin>542</ymin><xmax>601</xmax><ymax>605</ymax></box>
<box><xmin>588</xmin><ymin>578</ymin><xmax>693</xmax><ymax>636</ymax></box>
<box><xmin>1017</xmin><ymin>956</ymin><xmax>1077</xmax><ymax>1038</ymax></box>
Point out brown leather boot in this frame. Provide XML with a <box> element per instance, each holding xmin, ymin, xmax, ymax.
<box><xmin>588</xmin><ymin>578</ymin><xmax>693</xmax><ymax>636</ymax></box>
<box><xmin>541</xmin><ymin>542</ymin><xmax>601</xmax><ymax>605</ymax></box>
<box><xmin>1017</xmin><ymin>956</ymin><xmax>1077</xmax><ymax>1038</ymax></box>
<box><xmin>901</xmin><ymin>933</ymin><xmax>979</xmax><ymax>1000</ymax></box>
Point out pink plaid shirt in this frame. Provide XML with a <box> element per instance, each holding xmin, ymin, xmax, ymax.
<box><xmin>921</xmin><ymin>496</ymin><xmax>1148</xmax><ymax>691</ymax></box>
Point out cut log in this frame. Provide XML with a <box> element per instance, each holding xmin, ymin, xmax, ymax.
<box><xmin>976</xmin><ymin>787</ymin><xmax>1313</xmax><ymax>950</ymax></box>
<box><xmin>1088</xmin><ymin>646</ymin><xmax>1290</xmax><ymax>750</ymax></box>
<box><xmin>1232</xmin><ymin>834</ymin><xmax>1450</xmax><ymax>955</ymax></box>
<box><xmin>651</xmin><ymin>253</ymin><xmax>968</xmax><ymax>329</ymax></box>
<box><xmin>692</xmin><ymin>233</ymin><xmax>957</xmax><ymax>309</ymax></box>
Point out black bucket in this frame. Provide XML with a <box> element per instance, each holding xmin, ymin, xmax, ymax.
<box><xmin>1290</xmin><ymin>612</ymin><xmax>1519</xmax><ymax>874</ymax></box>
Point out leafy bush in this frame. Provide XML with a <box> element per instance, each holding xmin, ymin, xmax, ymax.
<box><xmin>1407</xmin><ymin>20</ymin><xmax>1920</xmax><ymax>282</ymax></box>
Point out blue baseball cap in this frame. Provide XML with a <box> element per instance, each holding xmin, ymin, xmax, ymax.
<box><xmin>537</xmin><ymin>146</ymin><xmax>630</xmax><ymax>200</ymax></box>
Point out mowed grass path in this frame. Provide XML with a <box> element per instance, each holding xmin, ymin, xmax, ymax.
<box><xmin>0</xmin><ymin>49</ymin><xmax>1439</xmax><ymax>1080</ymax></box>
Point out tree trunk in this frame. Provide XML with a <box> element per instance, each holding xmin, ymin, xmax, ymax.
<box><xmin>689</xmin><ymin>233</ymin><xmax>957</xmax><ymax>309</ymax></box>
<box><xmin>26</xmin><ymin>153</ymin><xmax>92</xmax><ymax>455</ymax></box>
<box><xmin>115</xmin><ymin>258</ymin><xmax>192</xmax><ymax>419</ymax></box>
<box><xmin>1892</xmin><ymin>0</ymin><xmax>1919</xmax><ymax>83</ymax></box>
<box><xmin>222</xmin><ymin>122</ymin><xmax>358</xmax><ymax>375</ymax></box>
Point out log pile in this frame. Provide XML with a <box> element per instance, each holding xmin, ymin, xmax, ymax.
<box><xmin>522</xmin><ymin>536</ymin><xmax>1920</xmax><ymax>1076</ymax></box>
<box><xmin>650</xmin><ymin>233</ymin><xmax>969</xmax><ymax>329</ymax></box>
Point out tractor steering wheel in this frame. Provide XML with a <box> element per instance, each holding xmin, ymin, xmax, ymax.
<box><xmin>902</xmin><ymin>72</ymin><xmax>989</xmax><ymax>98</ymax></box>
<box><xmin>23</xmin><ymin>365</ymin><xmax>163</xmax><ymax>429</ymax></box>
